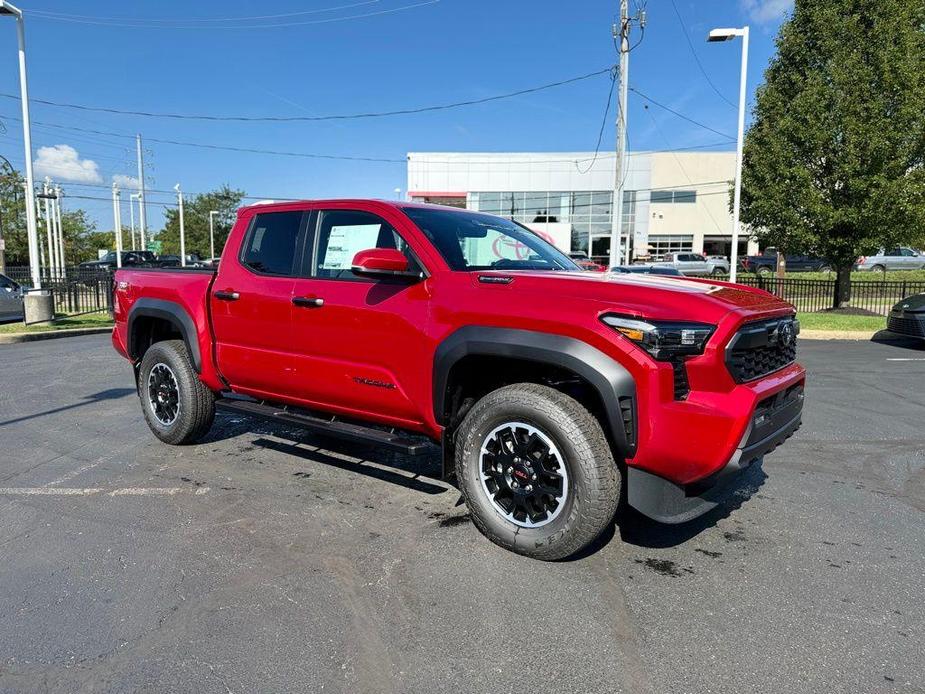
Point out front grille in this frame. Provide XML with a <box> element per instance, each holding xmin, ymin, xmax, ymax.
<box><xmin>888</xmin><ymin>314</ymin><xmax>925</xmax><ymax>337</ymax></box>
<box><xmin>726</xmin><ymin>317</ymin><xmax>798</xmax><ymax>383</ymax></box>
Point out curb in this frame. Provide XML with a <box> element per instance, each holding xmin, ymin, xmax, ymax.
<box><xmin>799</xmin><ymin>329</ymin><xmax>876</xmax><ymax>341</ymax></box>
<box><xmin>0</xmin><ymin>326</ymin><xmax>113</xmax><ymax>344</ymax></box>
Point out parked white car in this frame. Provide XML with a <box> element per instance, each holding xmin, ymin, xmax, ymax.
<box><xmin>0</xmin><ymin>273</ymin><xmax>24</xmax><ymax>321</ymax></box>
<box><xmin>651</xmin><ymin>252</ymin><xmax>729</xmax><ymax>276</ymax></box>
<box><xmin>856</xmin><ymin>248</ymin><xmax>925</xmax><ymax>272</ymax></box>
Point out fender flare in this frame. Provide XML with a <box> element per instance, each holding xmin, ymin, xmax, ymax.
<box><xmin>127</xmin><ymin>298</ymin><xmax>202</xmax><ymax>373</ymax></box>
<box><xmin>433</xmin><ymin>326</ymin><xmax>636</xmax><ymax>458</ymax></box>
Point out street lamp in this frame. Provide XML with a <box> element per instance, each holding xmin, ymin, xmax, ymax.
<box><xmin>129</xmin><ymin>193</ymin><xmax>140</xmax><ymax>250</ymax></box>
<box><xmin>174</xmin><ymin>184</ymin><xmax>186</xmax><ymax>267</ymax></box>
<box><xmin>708</xmin><ymin>25</ymin><xmax>749</xmax><ymax>284</ymax></box>
<box><xmin>208</xmin><ymin>210</ymin><xmax>218</xmax><ymax>260</ymax></box>
<box><xmin>394</xmin><ymin>187</ymin><xmax>402</xmax><ymax>200</ymax></box>
<box><xmin>0</xmin><ymin>0</ymin><xmax>39</xmax><ymax>288</ymax></box>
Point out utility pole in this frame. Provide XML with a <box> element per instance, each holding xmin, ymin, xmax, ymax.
<box><xmin>608</xmin><ymin>0</ymin><xmax>645</xmax><ymax>268</ymax></box>
<box><xmin>129</xmin><ymin>192</ymin><xmax>138</xmax><ymax>250</ymax></box>
<box><xmin>112</xmin><ymin>183</ymin><xmax>122</xmax><ymax>268</ymax></box>
<box><xmin>136</xmin><ymin>133</ymin><xmax>147</xmax><ymax>251</ymax></box>
<box><xmin>175</xmin><ymin>184</ymin><xmax>186</xmax><ymax>267</ymax></box>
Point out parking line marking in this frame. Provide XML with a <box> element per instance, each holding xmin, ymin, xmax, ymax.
<box><xmin>886</xmin><ymin>358</ymin><xmax>925</xmax><ymax>361</ymax></box>
<box><xmin>0</xmin><ymin>487</ymin><xmax>210</xmax><ymax>497</ymax></box>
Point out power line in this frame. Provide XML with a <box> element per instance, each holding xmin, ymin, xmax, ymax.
<box><xmin>628</xmin><ymin>86</ymin><xmax>734</xmax><ymax>140</ymax></box>
<box><xmin>27</xmin><ymin>0</ymin><xmax>380</xmax><ymax>24</ymax></box>
<box><xmin>0</xmin><ymin>67</ymin><xmax>613</xmax><ymax>123</ymax></box>
<box><xmin>667</xmin><ymin>0</ymin><xmax>736</xmax><ymax>109</ymax></box>
<box><xmin>27</xmin><ymin>0</ymin><xmax>440</xmax><ymax>30</ymax></box>
<box><xmin>575</xmin><ymin>67</ymin><xmax>617</xmax><ymax>174</ymax></box>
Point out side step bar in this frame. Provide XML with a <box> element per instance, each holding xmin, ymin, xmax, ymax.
<box><xmin>215</xmin><ymin>397</ymin><xmax>436</xmax><ymax>457</ymax></box>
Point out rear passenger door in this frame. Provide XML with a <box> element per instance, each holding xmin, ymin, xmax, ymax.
<box><xmin>287</xmin><ymin>207</ymin><xmax>433</xmax><ymax>427</ymax></box>
<box><xmin>211</xmin><ymin>208</ymin><xmax>309</xmax><ymax>398</ymax></box>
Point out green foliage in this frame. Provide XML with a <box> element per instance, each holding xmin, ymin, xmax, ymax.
<box><xmin>739</xmin><ymin>0</ymin><xmax>925</xmax><ymax>272</ymax></box>
<box><xmin>0</xmin><ymin>166</ymin><xmax>100</xmax><ymax>264</ymax></box>
<box><xmin>154</xmin><ymin>185</ymin><xmax>245</xmax><ymax>258</ymax></box>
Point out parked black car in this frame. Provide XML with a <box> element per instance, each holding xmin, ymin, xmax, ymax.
<box><xmin>887</xmin><ymin>294</ymin><xmax>925</xmax><ymax>339</ymax></box>
<box><xmin>740</xmin><ymin>248</ymin><xmax>831</xmax><ymax>275</ymax></box>
<box><xmin>79</xmin><ymin>250</ymin><xmax>158</xmax><ymax>271</ymax></box>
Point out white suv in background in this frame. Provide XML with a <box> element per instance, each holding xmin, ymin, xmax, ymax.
<box><xmin>856</xmin><ymin>248</ymin><xmax>925</xmax><ymax>272</ymax></box>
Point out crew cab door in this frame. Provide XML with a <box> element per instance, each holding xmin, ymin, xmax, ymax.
<box><xmin>287</xmin><ymin>206</ymin><xmax>432</xmax><ymax>427</ymax></box>
<box><xmin>210</xmin><ymin>208</ymin><xmax>309</xmax><ymax>397</ymax></box>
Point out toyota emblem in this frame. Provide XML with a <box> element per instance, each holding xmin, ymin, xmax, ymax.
<box><xmin>779</xmin><ymin>321</ymin><xmax>796</xmax><ymax>348</ymax></box>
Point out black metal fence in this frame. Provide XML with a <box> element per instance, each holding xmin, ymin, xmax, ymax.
<box><xmin>4</xmin><ymin>265</ymin><xmax>113</xmax><ymax>319</ymax></box>
<box><xmin>733</xmin><ymin>276</ymin><xmax>925</xmax><ymax>316</ymax></box>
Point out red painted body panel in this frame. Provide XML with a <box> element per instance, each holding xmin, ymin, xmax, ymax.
<box><xmin>113</xmin><ymin>199</ymin><xmax>806</xmax><ymax>487</ymax></box>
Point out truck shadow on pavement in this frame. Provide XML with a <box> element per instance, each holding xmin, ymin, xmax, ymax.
<box><xmin>0</xmin><ymin>387</ymin><xmax>136</xmax><ymax>428</ymax></box>
<box><xmin>250</xmin><ymin>436</ymin><xmax>449</xmax><ymax>496</ymax></box>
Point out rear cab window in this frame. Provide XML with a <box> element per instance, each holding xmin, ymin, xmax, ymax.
<box><xmin>241</xmin><ymin>211</ymin><xmax>305</xmax><ymax>276</ymax></box>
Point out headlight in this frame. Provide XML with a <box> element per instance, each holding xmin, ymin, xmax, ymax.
<box><xmin>602</xmin><ymin>315</ymin><xmax>715</xmax><ymax>360</ymax></box>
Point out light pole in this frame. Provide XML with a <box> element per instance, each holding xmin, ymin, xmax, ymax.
<box><xmin>708</xmin><ymin>26</ymin><xmax>749</xmax><ymax>283</ymax></box>
<box><xmin>54</xmin><ymin>184</ymin><xmax>64</xmax><ymax>276</ymax></box>
<box><xmin>0</xmin><ymin>1</ymin><xmax>39</xmax><ymax>288</ymax></box>
<box><xmin>111</xmin><ymin>183</ymin><xmax>122</xmax><ymax>268</ymax></box>
<box><xmin>175</xmin><ymin>184</ymin><xmax>186</xmax><ymax>267</ymax></box>
<box><xmin>208</xmin><ymin>210</ymin><xmax>218</xmax><ymax>260</ymax></box>
<box><xmin>393</xmin><ymin>187</ymin><xmax>402</xmax><ymax>201</ymax></box>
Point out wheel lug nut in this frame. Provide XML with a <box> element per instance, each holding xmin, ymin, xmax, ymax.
<box><xmin>531</xmin><ymin>474</ymin><xmax>537</xmax><ymax>480</ymax></box>
<box><xmin>525</xmin><ymin>485</ymin><xmax>533</xmax><ymax>492</ymax></box>
<box><xmin>507</xmin><ymin>466</ymin><xmax>513</xmax><ymax>474</ymax></box>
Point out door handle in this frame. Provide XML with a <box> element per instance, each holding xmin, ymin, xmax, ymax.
<box><xmin>214</xmin><ymin>290</ymin><xmax>240</xmax><ymax>301</ymax></box>
<box><xmin>292</xmin><ymin>296</ymin><xmax>324</xmax><ymax>308</ymax></box>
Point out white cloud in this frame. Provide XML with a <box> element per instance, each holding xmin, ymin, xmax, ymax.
<box><xmin>112</xmin><ymin>174</ymin><xmax>141</xmax><ymax>189</ymax></box>
<box><xmin>34</xmin><ymin>144</ymin><xmax>102</xmax><ymax>184</ymax></box>
<box><xmin>740</xmin><ymin>0</ymin><xmax>792</xmax><ymax>24</ymax></box>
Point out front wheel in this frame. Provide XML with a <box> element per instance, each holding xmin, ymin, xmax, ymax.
<box><xmin>138</xmin><ymin>340</ymin><xmax>215</xmax><ymax>445</ymax></box>
<box><xmin>455</xmin><ymin>383</ymin><xmax>621</xmax><ymax>560</ymax></box>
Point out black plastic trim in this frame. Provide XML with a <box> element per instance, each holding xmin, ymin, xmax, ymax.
<box><xmin>433</xmin><ymin>326</ymin><xmax>637</xmax><ymax>457</ymax></box>
<box><xmin>127</xmin><ymin>298</ymin><xmax>202</xmax><ymax>373</ymax></box>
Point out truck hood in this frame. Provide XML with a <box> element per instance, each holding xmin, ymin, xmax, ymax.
<box><xmin>475</xmin><ymin>270</ymin><xmax>792</xmax><ymax>323</ymax></box>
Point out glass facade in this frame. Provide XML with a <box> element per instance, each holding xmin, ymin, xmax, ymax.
<box><xmin>469</xmin><ymin>190</ymin><xmax>636</xmax><ymax>257</ymax></box>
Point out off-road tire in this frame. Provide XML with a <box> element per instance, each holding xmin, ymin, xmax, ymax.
<box><xmin>138</xmin><ymin>339</ymin><xmax>215</xmax><ymax>445</ymax></box>
<box><xmin>455</xmin><ymin>383</ymin><xmax>621</xmax><ymax>560</ymax></box>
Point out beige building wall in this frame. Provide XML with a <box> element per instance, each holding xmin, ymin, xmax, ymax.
<box><xmin>645</xmin><ymin>152</ymin><xmax>758</xmax><ymax>257</ymax></box>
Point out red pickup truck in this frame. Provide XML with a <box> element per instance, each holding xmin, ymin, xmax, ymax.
<box><xmin>112</xmin><ymin>199</ymin><xmax>805</xmax><ymax>560</ymax></box>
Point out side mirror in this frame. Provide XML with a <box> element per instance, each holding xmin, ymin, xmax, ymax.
<box><xmin>351</xmin><ymin>248</ymin><xmax>418</xmax><ymax>280</ymax></box>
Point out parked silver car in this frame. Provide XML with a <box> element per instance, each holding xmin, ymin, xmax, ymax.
<box><xmin>0</xmin><ymin>273</ymin><xmax>24</xmax><ymax>321</ymax></box>
<box><xmin>650</xmin><ymin>252</ymin><xmax>729</xmax><ymax>276</ymax></box>
<box><xmin>856</xmin><ymin>248</ymin><xmax>925</xmax><ymax>272</ymax></box>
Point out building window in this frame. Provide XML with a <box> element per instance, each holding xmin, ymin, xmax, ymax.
<box><xmin>650</xmin><ymin>189</ymin><xmax>697</xmax><ymax>204</ymax></box>
<box><xmin>648</xmin><ymin>234</ymin><xmax>694</xmax><ymax>257</ymax></box>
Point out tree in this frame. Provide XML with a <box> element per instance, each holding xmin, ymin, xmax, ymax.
<box><xmin>155</xmin><ymin>185</ymin><xmax>244</xmax><ymax>259</ymax></box>
<box><xmin>739</xmin><ymin>0</ymin><xmax>925</xmax><ymax>304</ymax></box>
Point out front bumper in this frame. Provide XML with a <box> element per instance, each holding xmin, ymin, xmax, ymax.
<box><xmin>628</xmin><ymin>382</ymin><xmax>803</xmax><ymax>524</ymax></box>
<box><xmin>887</xmin><ymin>310</ymin><xmax>925</xmax><ymax>339</ymax></box>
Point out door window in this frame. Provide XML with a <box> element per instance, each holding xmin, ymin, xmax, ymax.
<box><xmin>314</xmin><ymin>209</ymin><xmax>419</xmax><ymax>280</ymax></box>
<box><xmin>240</xmin><ymin>211</ymin><xmax>305</xmax><ymax>276</ymax></box>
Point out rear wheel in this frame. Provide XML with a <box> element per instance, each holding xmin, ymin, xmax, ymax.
<box><xmin>871</xmin><ymin>264</ymin><xmax>886</xmax><ymax>273</ymax></box>
<box><xmin>756</xmin><ymin>265</ymin><xmax>773</xmax><ymax>276</ymax></box>
<box><xmin>138</xmin><ymin>340</ymin><xmax>215</xmax><ymax>445</ymax></box>
<box><xmin>711</xmin><ymin>267</ymin><xmax>726</xmax><ymax>276</ymax></box>
<box><xmin>455</xmin><ymin>383</ymin><xmax>621</xmax><ymax>560</ymax></box>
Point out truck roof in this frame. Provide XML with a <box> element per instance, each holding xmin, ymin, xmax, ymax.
<box><xmin>237</xmin><ymin>198</ymin><xmax>467</xmax><ymax>215</ymax></box>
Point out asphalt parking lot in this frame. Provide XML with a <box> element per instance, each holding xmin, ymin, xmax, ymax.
<box><xmin>0</xmin><ymin>334</ymin><xmax>923</xmax><ymax>693</ymax></box>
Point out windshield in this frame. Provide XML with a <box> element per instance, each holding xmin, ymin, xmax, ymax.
<box><xmin>402</xmin><ymin>206</ymin><xmax>579</xmax><ymax>272</ymax></box>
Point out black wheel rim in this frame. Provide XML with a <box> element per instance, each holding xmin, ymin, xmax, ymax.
<box><xmin>147</xmin><ymin>363</ymin><xmax>180</xmax><ymax>426</ymax></box>
<box><xmin>478</xmin><ymin>422</ymin><xmax>569</xmax><ymax>528</ymax></box>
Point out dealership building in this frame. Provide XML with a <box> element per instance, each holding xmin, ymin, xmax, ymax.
<box><xmin>407</xmin><ymin>150</ymin><xmax>758</xmax><ymax>263</ymax></box>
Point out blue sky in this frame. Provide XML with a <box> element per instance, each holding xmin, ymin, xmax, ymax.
<box><xmin>0</xmin><ymin>0</ymin><xmax>791</xmax><ymax>231</ymax></box>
